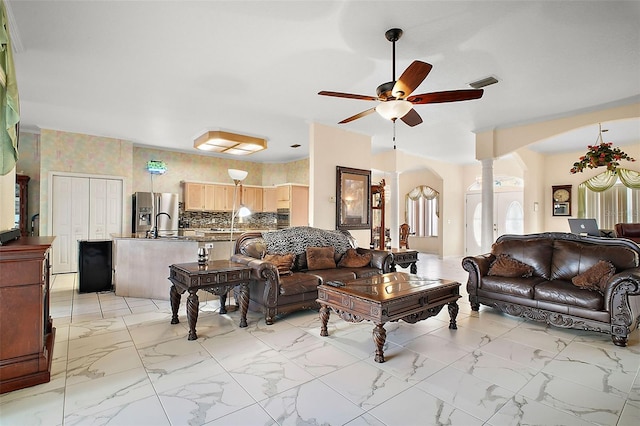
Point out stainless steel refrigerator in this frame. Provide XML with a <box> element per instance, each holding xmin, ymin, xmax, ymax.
<box><xmin>132</xmin><ymin>192</ymin><xmax>179</xmax><ymax>236</ymax></box>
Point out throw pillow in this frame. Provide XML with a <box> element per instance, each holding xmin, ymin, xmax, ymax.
<box><xmin>338</xmin><ymin>248</ymin><xmax>372</xmax><ymax>268</ymax></box>
<box><xmin>572</xmin><ymin>260</ymin><xmax>616</xmax><ymax>294</ymax></box>
<box><xmin>306</xmin><ymin>246</ymin><xmax>336</xmax><ymax>270</ymax></box>
<box><xmin>488</xmin><ymin>254</ymin><xmax>534</xmax><ymax>278</ymax></box>
<box><xmin>263</xmin><ymin>253</ymin><xmax>295</xmax><ymax>276</ymax></box>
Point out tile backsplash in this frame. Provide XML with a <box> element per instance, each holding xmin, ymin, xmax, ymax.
<box><xmin>178</xmin><ymin>203</ymin><xmax>277</xmax><ymax>230</ymax></box>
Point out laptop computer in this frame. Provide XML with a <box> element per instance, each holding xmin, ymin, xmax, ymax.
<box><xmin>568</xmin><ymin>218</ymin><xmax>600</xmax><ymax>236</ymax></box>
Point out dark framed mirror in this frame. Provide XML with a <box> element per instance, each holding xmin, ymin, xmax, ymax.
<box><xmin>336</xmin><ymin>166</ymin><xmax>371</xmax><ymax>230</ymax></box>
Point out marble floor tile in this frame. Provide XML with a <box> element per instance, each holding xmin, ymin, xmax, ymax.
<box><xmin>618</xmin><ymin>400</ymin><xmax>640</xmax><ymax>426</ymax></box>
<box><xmin>158</xmin><ymin>371</ymin><xmax>256</xmax><ymax>425</ymax></box>
<box><xmin>451</xmin><ymin>349</ymin><xmax>538</xmax><ymax>392</ymax></box>
<box><xmin>364</xmin><ymin>344</ymin><xmax>448</xmax><ymax>384</ymax></box>
<box><xmin>487</xmin><ymin>394</ymin><xmax>594</xmax><ymax>426</ymax></box>
<box><xmin>382</xmin><ymin>316</ymin><xmax>448</xmax><ymax>346</ymax></box>
<box><xmin>207</xmin><ymin>403</ymin><xmax>277</xmax><ymax>426</ymax></box>
<box><xmin>320</xmin><ymin>361</ymin><xmax>412</xmax><ymax>410</ymax></box>
<box><xmin>542</xmin><ymin>357</ymin><xmax>637</xmax><ymax>397</ymax></box>
<box><xmin>147</xmin><ymin>353</ymin><xmax>225</xmax><ymax>394</ymax></box>
<box><xmin>518</xmin><ymin>371</ymin><xmax>626</xmax><ymax>425</ymax></box>
<box><xmin>259</xmin><ymin>379</ymin><xmax>365</xmax><ymax>425</ymax></box>
<box><xmin>200</xmin><ymin>330</ymin><xmax>280</xmax><ymax>371</ymax></box>
<box><xmin>286</xmin><ymin>339</ymin><xmax>361</xmax><ymax>377</ymax></box>
<box><xmin>63</xmin><ymin>367</ymin><xmax>157</xmax><ymax>417</ymax></box>
<box><xmin>367</xmin><ymin>386</ymin><xmax>483</xmax><ymax>426</ymax></box>
<box><xmin>64</xmin><ymin>394</ymin><xmax>170</xmax><ymax>426</ymax></box>
<box><xmin>403</xmin><ymin>333</ymin><xmax>471</xmax><ymax>364</ymax></box>
<box><xmin>416</xmin><ymin>365</ymin><xmax>515</xmax><ymax>421</ymax></box>
<box><xmin>500</xmin><ymin>323</ymin><xmax>573</xmax><ymax>353</ymax></box>
<box><xmin>0</xmin><ymin>385</ymin><xmax>65</xmax><ymax>426</ymax></box>
<box><xmin>478</xmin><ymin>336</ymin><xmax>556</xmax><ymax>371</ymax></box>
<box><xmin>229</xmin><ymin>353</ymin><xmax>315</xmax><ymax>401</ymax></box>
<box><xmin>555</xmin><ymin>340</ymin><xmax>640</xmax><ymax>373</ymax></box>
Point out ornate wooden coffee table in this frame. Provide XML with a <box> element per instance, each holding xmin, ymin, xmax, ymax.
<box><xmin>168</xmin><ymin>260</ymin><xmax>252</xmax><ymax>340</ymax></box>
<box><xmin>317</xmin><ymin>272</ymin><xmax>460</xmax><ymax>363</ymax></box>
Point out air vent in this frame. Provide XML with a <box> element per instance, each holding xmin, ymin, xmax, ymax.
<box><xmin>469</xmin><ymin>76</ymin><xmax>499</xmax><ymax>89</ymax></box>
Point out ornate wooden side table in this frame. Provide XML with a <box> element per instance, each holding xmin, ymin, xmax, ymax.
<box><xmin>390</xmin><ymin>248</ymin><xmax>419</xmax><ymax>274</ymax></box>
<box><xmin>168</xmin><ymin>260</ymin><xmax>252</xmax><ymax>340</ymax></box>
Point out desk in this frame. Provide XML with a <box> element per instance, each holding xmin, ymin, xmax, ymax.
<box><xmin>317</xmin><ymin>272</ymin><xmax>460</xmax><ymax>363</ymax></box>
<box><xmin>168</xmin><ymin>260</ymin><xmax>252</xmax><ymax>340</ymax></box>
<box><xmin>390</xmin><ymin>248</ymin><xmax>419</xmax><ymax>274</ymax></box>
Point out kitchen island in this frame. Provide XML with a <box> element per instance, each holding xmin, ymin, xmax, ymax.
<box><xmin>112</xmin><ymin>234</ymin><xmax>236</xmax><ymax>300</ymax></box>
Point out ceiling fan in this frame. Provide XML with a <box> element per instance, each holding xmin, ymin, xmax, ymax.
<box><xmin>318</xmin><ymin>28</ymin><xmax>484</xmax><ymax>127</ymax></box>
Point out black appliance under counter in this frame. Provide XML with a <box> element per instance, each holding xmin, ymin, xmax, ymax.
<box><xmin>78</xmin><ymin>240</ymin><xmax>113</xmax><ymax>293</ymax></box>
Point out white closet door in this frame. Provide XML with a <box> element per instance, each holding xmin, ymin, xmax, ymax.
<box><xmin>89</xmin><ymin>179</ymin><xmax>107</xmax><ymax>239</ymax></box>
<box><xmin>52</xmin><ymin>176</ymin><xmax>90</xmax><ymax>273</ymax></box>
<box><xmin>105</xmin><ymin>179</ymin><xmax>123</xmax><ymax>237</ymax></box>
<box><xmin>90</xmin><ymin>178</ymin><xmax>122</xmax><ymax>240</ymax></box>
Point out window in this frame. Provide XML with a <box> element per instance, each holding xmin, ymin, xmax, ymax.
<box><xmin>583</xmin><ymin>180</ymin><xmax>640</xmax><ymax>229</ymax></box>
<box><xmin>406</xmin><ymin>185</ymin><xmax>439</xmax><ymax>237</ymax></box>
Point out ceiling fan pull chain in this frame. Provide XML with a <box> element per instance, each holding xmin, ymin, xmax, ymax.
<box><xmin>393</xmin><ymin>120</ymin><xmax>397</xmax><ymax>150</ymax></box>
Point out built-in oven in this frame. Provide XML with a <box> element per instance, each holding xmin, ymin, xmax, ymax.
<box><xmin>277</xmin><ymin>208</ymin><xmax>290</xmax><ymax>229</ymax></box>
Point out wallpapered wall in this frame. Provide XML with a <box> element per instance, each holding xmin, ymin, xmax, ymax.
<box><xmin>17</xmin><ymin>129</ymin><xmax>309</xmax><ymax>235</ymax></box>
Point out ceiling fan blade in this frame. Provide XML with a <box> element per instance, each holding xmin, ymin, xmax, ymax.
<box><xmin>407</xmin><ymin>89</ymin><xmax>484</xmax><ymax>104</ymax></box>
<box><xmin>339</xmin><ymin>108</ymin><xmax>377</xmax><ymax>124</ymax></box>
<box><xmin>392</xmin><ymin>61</ymin><xmax>433</xmax><ymax>98</ymax></box>
<box><xmin>400</xmin><ymin>108</ymin><xmax>423</xmax><ymax>127</ymax></box>
<box><xmin>318</xmin><ymin>91</ymin><xmax>378</xmax><ymax>101</ymax></box>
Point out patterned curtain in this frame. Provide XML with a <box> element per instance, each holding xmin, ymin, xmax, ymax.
<box><xmin>0</xmin><ymin>0</ymin><xmax>20</xmax><ymax>175</ymax></box>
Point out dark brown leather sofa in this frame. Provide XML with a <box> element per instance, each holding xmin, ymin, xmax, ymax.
<box><xmin>231</xmin><ymin>227</ymin><xmax>393</xmax><ymax>324</ymax></box>
<box><xmin>462</xmin><ymin>232</ymin><xmax>640</xmax><ymax>346</ymax></box>
<box><xmin>614</xmin><ymin>223</ymin><xmax>640</xmax><ymax>244</ymax></box>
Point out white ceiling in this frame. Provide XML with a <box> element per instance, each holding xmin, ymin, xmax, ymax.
<box><xmin>8</xmin><ymin>1</ymin><xmax>640</xmax><ymax>165</ymax></box>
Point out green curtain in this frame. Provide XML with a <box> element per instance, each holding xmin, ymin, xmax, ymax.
<box><xmin>406</xmin><ymin>185</ymin><xmax>440</xmax><ymax>217</ymax></box>
<box><xmin>0</xmin><ymin>0</ymin><xmax>19</xmax><ymax>176</ymax></box>
<box><xmin>618</xmin><ymin>168</ymin><xmax>640</xmax><ymax>189</ymax></box>
<box><xmin>578</xmin><ymin>168</ymin><xmax>640</xmax><ymax>218</ymax></box>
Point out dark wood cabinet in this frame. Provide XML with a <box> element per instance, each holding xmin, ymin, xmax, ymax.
<box><xmin>371</xmin><ymin>180</ymin><xmax>386</xmax><ymax>250</ymax></box>
<box><xmin>15</xmin><ymin>174</ymin><xmax>30</xmax><ymax>237</ymax></box>
<box><xmin>0</xmin><ymin>237</ymin><xmax>56</xmax><ymax>394</ymax></box>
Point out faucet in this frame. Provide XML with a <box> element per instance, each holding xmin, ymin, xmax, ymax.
<box><xmin>150</xmin><ymin>212</ymin><xmax>171</xmax><ymax>239</ymax></box>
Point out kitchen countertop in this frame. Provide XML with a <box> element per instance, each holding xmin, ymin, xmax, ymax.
<box><xmin>111</xmin><ymin>228</ymin><xmax>276</xmax><ymax>242</ymax></box>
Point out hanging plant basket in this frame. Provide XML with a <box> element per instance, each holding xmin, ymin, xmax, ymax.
<box><xmin>570</xmin><ymin>124</ymin><xmax>635</xmax><ymax>174</ymax></box>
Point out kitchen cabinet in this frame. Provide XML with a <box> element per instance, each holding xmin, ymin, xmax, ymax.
<box><xmin>242</xmin><ymin>186</ymin><xmax>263</xmax><ymax>213</ymax></box>
<box><xmin>277</xmin><ymin>184</ymin><xmax>309</xmax><ymax>226</ymax></box>
<box><xmin>184</xmin><ymin>183</ymin><xmax>217</xmax><ymax>211</ymax></box>
<box><xmin>0</xmin><ymin>237</ymin><xmax>56</xmax><ymax>394</ymax></box>
<box><xmin>184</xmin><ymin>183</ymin><xmax>205</xmax><ymax>211</ymax></box>
<box><xmin>213</xmin><ymin>184</ymin><xmax>235</xmax><ymax>211</ymax></box>
<box><xmin>262</xmin><ymin>187</ymin><xmax>277</xmax><ymax>212</ymax></box>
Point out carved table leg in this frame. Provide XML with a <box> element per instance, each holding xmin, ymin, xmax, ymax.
<box><xmin>219</xmin><ymin>291</ymin><xmax>228</xmax><ymax>315</ymax></box>
<box><xmin>410</xmin><ymin>262</ymin><xmax>417</xmax><ymax>274</ymax></box>
<box><xmin>373</xmin><ymin>323</ymin><xmax>387</xmax><ymax>363</ymax></box>
<box><xmin>448</xmin><ymin>301</ymin><xmax>459</xmax><ymax>330</ymax></box>
<box><xmin>319</xmin><ymin>304</ymin><xmax>330</xmax><ymax>337</ymax></box>
<box><xmin>186</xmin><ymin>289</ymin><xmax>199</xmax><ymax>340</ymax></box>
<box><xmin>170</xmin><ymin>284</ymin><xmax>181</xmax><ymax>324</ymax></box>
<box><xmin>237</xmin><ymin>283</ymin><xmax>249</xmax><ymax>328</ymax></box>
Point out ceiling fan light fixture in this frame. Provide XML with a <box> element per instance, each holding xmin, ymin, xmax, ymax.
<box><xmin>194</xmin><ymin>130</ymin><xmax>267</xmax><ymax>155</ymax></box>
<box><xmin>376</xmin><ymin>100</ymin><xmax>413</xmax><ymax>121</ymax></box>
